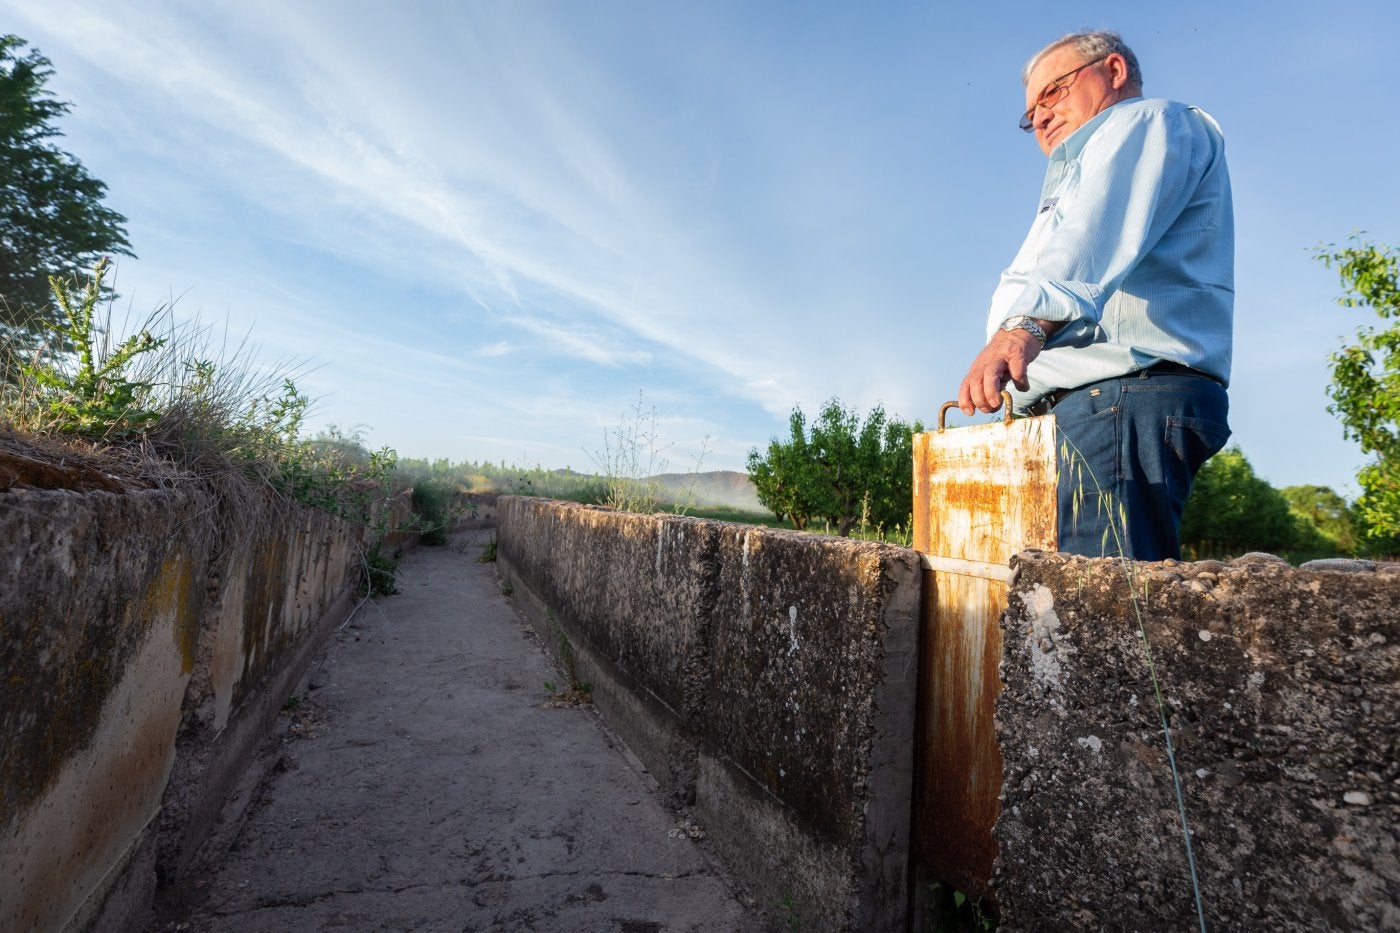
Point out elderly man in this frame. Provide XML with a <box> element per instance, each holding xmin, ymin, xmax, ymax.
<box><xmin>957</xmin><ymin>30</ymin><xmax>1233</xmax><ymax>561</ymax></box>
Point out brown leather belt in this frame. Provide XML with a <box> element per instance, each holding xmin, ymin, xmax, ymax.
<box><xmin>1025</xmin><ymin>361</ymin><xmax>1221</xmax><ymax>416</ymax></box>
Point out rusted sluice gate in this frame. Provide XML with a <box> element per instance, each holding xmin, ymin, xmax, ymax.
<box><xmin>911</xmin><ymin>400</ymin><xmax>1056</xmax><ymax>902</ymax></box>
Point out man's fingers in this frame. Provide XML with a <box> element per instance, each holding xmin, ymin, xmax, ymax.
<box><xmin>956</xmin><ymin>379</ymin><xmax>975</xmax><ymax>416</ymax></box>
<box><xmin>980</xmin><ymin>367</ymin><xmax>1005</xmax><ymax>412</ymax></box>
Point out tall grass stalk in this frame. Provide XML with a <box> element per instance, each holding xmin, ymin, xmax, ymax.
<box><xmin>587</xmin><ymin>390</ymin><xmax>671</xmax><ymax>513</ymax></box>
<box><xmin>1060</xmin><ymin>436</ymin><xmax>1208</xmax><ymax>933</ymax></box>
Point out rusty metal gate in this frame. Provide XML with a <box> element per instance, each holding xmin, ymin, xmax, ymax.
<box><xmin>911</xmin><ymin>399</ymin><xmax>1057</xmax><ymax>899</ymax></box>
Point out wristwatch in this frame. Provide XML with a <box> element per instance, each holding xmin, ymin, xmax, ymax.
<box><xmin>1000</xmin><ymin>315</ymin><xmax>1047</xmax><ymax>347</ymax></box>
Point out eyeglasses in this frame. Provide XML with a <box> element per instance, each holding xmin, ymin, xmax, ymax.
<box><xmin>1018</xmin><ymin>55</ymin><xmax>1107</xmax><ymax>132</ymax></box>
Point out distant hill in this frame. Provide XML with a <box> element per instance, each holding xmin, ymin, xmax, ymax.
<box><xmin>649</xmin><ymin>470</ymin><xmax>770</xmax><ymax>514</ymax></box>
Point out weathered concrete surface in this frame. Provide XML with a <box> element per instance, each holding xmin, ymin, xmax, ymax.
<box><xmin>496</xmin><ymin>497</ymin><xmax>921</xmax><ymax>932</ymax></box>
<box><xmin>164</xmin><ymin>532</ymin><xmax>761</xmax><ymax>932</ymax></box>
<box><xmin>995</xmin><ymin>551</ymin><xmax>1400</xmax><ymax>931</ymax></box>
<box><xmin>0</xmin><ymin>485</ymin><xmax>366</xmax><ymax>932</ymax></box>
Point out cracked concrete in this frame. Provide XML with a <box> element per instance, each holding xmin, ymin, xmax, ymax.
<box><xmin>160</xmin><ymin>530</ymin><xmax>761</xmax><ymax>932</ymax></box>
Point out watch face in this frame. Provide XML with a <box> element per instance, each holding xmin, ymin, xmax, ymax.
<box><xmin>1002</xmin><ymin>316</ymin><xmax>1027</xmax><ymax>329</ymax></box>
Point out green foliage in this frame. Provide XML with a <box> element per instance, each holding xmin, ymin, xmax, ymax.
<box><xmin>1180</xmin><ymin>447</ymin><xmax>1301</xmax><ymax>559</ymax></box>
<box><xmin>410</xmin><ymin>475</ymin><xmax>473</xmax><ymax>546</ymax></box>
<box><xmin>747</xmin><ymin>397</ymin><xmax>921</xmax><ymax>538</ymax></box>
<box><xmin>1316</xmin><ymin>237</ymin><xmax>1400</xmax><ymax>539</ymax></box>
<box><xmin>1281</xmin><ymin>484</ymin><xmax>1357</xmax><ymax>557</ymax></box>
<box><xmin>748</xmin><ymin>407</ymin><xmax>821</xmax><ymax>529</ymax></box>
<box><xmin>361</xmin><ymin>541</ymin><xmax>399</xmax><ymax>597</ymax></box>
<box><xmin>1</xmin><ymin>35</ymin><xmax>132</xmax><ymax>352</ymax></box>
<box><xmin>543</xmin><ymin>608</ymin><xmax>592</xmax><ymax>706</ymax></box>
<box><xmin>925</xmin><ymin>881</ymin><xmax>997</xmax><ymax>932</ymax></box>
<box><xmin>15</xmin><ymin>258</ymin><xmax>164</xmax><ymax>435</ymax></box>
<box><xmin>4</xmin><ymin>265</ymin><xmax>400</xmax><ymax>543</ymax></box>
<box><xmin>250</xmin><ymin>418</ymin><xmax>398</xmax><ymax>528</ymax></box>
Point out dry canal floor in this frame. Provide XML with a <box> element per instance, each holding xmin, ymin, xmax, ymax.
<box><xmin>162</xmin><ymin>530</ymin><xmax>761</xmax><ymax>932</ymax></box>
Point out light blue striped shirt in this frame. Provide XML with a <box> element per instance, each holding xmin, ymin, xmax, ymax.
<box><xmin>985</xmin><ymin>97</ymin><xmax>1234</xmax><ymax>411</ymax></box>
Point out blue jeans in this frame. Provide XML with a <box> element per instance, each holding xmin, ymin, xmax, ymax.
<box><xmin>1051</xmin><ymin>369</ymin><xmax>1230</xmax><ymax>561</ymax></box>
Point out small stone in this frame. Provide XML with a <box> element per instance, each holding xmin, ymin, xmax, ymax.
<box><xmin>1299</xmin><ymin>558</ymin><xmax>1376</xmax><ymax>572</ymax></box>
<box><xmin>1343</xmin><ymin>791</ymin><xmax>1373</xmax><ymax>806</ymax></box>
<box><xmin>1198</xmin><ymin>630</ymin><xmax>1213</xmax><ymax>642</ymax></box>
<box><xmin>1229</xmin><ymin>551</ymin><xmax>1290</xmax><ymax>567</ymax></box>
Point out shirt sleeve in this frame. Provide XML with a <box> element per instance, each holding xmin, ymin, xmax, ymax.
<box><xmin>1006</xmin><ymin>104</ymin><xmax>1209</xmax><ymax>326</ymax></box>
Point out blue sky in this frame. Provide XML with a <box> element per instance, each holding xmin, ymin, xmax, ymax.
<box><xmin>4</xmin><ymin>1</ymin><xmax>1398</xmax><ymax>495</ymax></box>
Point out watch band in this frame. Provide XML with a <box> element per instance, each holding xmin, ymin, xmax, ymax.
<box><xmin>1001</xmin><ymin>315</ymin><xmax>1047</xmax><ymax>347</ymax></box>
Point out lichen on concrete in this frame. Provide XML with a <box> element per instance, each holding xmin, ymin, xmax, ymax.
<box><xmin>995</xmin><ymin>551</ymin><xmax>1400</xmax><ymax>931</ymax></box>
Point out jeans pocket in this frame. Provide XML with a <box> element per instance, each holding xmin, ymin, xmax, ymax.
<box><xmin>1165</xmin><ymin>416</ymin><xmax>1231</xmax><ymax>473</ymax></box>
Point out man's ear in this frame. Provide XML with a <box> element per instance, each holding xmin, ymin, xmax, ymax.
<box><xmin>1106</xmin><ymin>53</ymin><xmax>1130</xmax><ymax>90</ymax></box>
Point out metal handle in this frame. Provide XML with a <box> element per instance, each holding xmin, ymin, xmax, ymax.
<box><xmin>937</xmin><ymin>391</ymin><xmax>1014</xmax><ymax>432</ymax></box>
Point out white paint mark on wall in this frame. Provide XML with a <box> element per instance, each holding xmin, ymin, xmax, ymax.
<box><xmin>1020</xmin><ymin>584</ymin><xmax>1063</xmax><ymax>694</ymax></box>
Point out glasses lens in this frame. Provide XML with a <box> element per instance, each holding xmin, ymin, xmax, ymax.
<box><xmin>1019</xmin><ymin>81</ymin><xmax>1072</xmax><ymax>132</ymax></box>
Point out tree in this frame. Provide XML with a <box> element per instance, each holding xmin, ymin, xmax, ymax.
<box><xmin>1</xmin><ymin>35</ymin><xmax>132</xmax><ymax>351</ymax></box>
<box><xmin>748</xmin><ymin>408</ymin><xmax>822</xmax><ymax>530</ymax></box>
<box><xmin>1316</xmin><ymin>237</ymin><xmax>1400</xmax><ymax>538</ymax></box>
<box><xmin>747</xmin><ymin>398</ymin><xmax>922</xmax><ymax>537</ymax></box>
<box><xmin>1280</xmin><ymin>484</ymin><xmax>1357</xmax><ymax>555</ymax></box>
<box><xmin>1179</xmin><ymin>447</ymin><xmax>1299</xmax><ymax>558</ymax></box>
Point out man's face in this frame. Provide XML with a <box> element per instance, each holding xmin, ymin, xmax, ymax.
<box><xmin>1024</xmin><ymin>46</ymin><xmax>1131</xmax><ymax>155</ymax></box>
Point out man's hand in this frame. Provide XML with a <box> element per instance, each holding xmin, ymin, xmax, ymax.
<box><xmin>957</xmin><ymin>329</ymin><xmax>1043</xmax><ymax>415</ymax></box>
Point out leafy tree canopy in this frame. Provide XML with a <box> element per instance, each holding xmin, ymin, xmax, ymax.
<box><xmin>747</xmin><ymin>398</ymin><xmax>922</xmax><ymax>537</ymax></box>
<box><xmin>1</xmin><ymin>34</ymin><xmax>132</xmax><ymax>351</ymax></box>
<box><xmin>1316</xmin><ymin>237</ymin><xmax>1400</xmax><ymax>538</ymax></box>
<box><xmin>1280</xmin><ymin>484</ymin><xmax>1357</xmax><ymax>555</ymax></box>
<box><xmin>1180</xmin><ymin>447</ymin><xmax>1302</xmax><ymax>559</ymax></box>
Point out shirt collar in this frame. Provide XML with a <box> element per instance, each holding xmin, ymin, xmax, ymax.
<box><xmin>1047</xmin><ymin>96</ymin><xmax>1145</xmax><ymax>164</ymax></box>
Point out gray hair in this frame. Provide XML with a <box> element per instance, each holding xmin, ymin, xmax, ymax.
<box><xmin>1022</xmin><ymin>30</ymin><xmax>1143</xmax><ymax>92</ymax></box>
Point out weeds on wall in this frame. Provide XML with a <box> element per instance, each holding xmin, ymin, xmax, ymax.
<box><xmin>587</xmin><ymin>390</ymin><xmax>670</xmax><ymax>513</ymax></box>
<box><xmin>585</xmin><ymin>389</ymin><xmax>711</xmax><ymax>516</ymax></box>
<box><xmin>2</xmin><ymin>263</ymin><xmax>404</xmax><ymax>583</ymax></box>
<box><xmin>542</xmin><ymin>608</ymin><xmax>592</xmax><ymax>707</ymax></box>
<box><xmin>11</xmin><ymin>259</ymin><xmax>165</xmax><ymax>436</ymax></box>
<box><xmin>922</xmin><ymin>881</ymin><xmax>997</xmax><ymax>932</ymax></box>
<box><xmin>360</xmin><ymin>541</ymin><xmax>400</xmax><ymax>597</ymax></box>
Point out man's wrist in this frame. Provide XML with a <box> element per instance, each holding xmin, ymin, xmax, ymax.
<box><xmin>1000</xmin><ymin>315</ymin><xmax>1048</xmax><ymax>347</ymax></box>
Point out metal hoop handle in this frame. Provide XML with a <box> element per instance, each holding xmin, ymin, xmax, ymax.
<box><xmin>937</xmin><ymin>391</ymin><xmax>1014</xmax><ymax>432</ymax></box>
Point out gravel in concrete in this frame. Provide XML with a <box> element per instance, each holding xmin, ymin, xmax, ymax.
<box><xmin>169</xmin><ymin>531</ymin><xmax>761</xmax><ymax>932</ymax></box>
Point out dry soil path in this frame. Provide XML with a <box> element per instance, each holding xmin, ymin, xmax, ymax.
<box><xmin>168</xmin><ymin>530</ymin><xmax>760</xmax><ymax>933</ymax></box>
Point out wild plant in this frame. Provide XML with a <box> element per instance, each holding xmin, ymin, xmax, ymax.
<box><xmin>1059</xmin><ymin>435</ymin><xmax>1207</xmax><ymax>932</ymax></box>
<box><xmin>2</xmin><ymin>263</ymin><xmax>402</xmax><ymax>567</ymax></box>
<box><xmin>587</xmin><ymin>390</ymin><xmax>670</xmax><ymax>513</ymax></box>
<box><xmin>9</xmin><ymin>259</ymin><xmax>165</xmax><ymax>436</ymax></box>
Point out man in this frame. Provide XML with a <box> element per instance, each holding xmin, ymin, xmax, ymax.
<box><xmin>957</xmin><ymin>30</ymin><xmax>1233</xmax><ymax>561</ymax></box>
